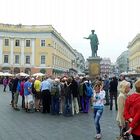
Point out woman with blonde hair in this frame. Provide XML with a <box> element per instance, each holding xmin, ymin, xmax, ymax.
<box><xmin>93</xmin><ymin>81</ymin><xmax>105</xmax><ymax>139</ymax></box>
<box><xmin>116</xmin><ymin>80</ymin><xmax>131</xmax><ymax>139</ymax></box>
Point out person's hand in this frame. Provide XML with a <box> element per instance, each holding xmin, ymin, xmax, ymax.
<box><xmin>93</xmin><ymin>99</ymin><xmax>97</xmax><ymax>102</ymax></box>
<box><xmin>124</xmin><ymin>127</ymin><xmax>133</xmax><ymax>135</ymax></box>
<box><xmin>128</xmin><ymin>118</ymin><xmax>133</xmax><ymax>122</ymax></box>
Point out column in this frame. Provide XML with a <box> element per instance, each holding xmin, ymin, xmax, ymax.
<box><xmin>31</xmin><ymin>39</ymin><xmax>35</xmax><ymax>66</ymax></box>
<box><xmin>10</xmin><ymin>38</ymin><xmax>14</xmax><ymax>65</ymax></box>
<box><xmin>21</xmin><ymin>39</ymin><xmax>24</xmax><ymax>66</ymax></box>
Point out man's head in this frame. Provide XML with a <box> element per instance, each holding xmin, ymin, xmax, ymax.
<box><xmin>36</xmin><ymin>76</ymin><xmax>41</xmax><ymax>80</ymax></box>
<box><xmin>104</xmin><ymin>75</ymin><xmax>108</xmax><ymax>78</ymax></box>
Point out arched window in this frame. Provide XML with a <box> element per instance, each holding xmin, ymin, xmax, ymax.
<box><xmin>14</xmin><ymin>67</ymin><xmax>20</xmax><ymax>74</ymax></box>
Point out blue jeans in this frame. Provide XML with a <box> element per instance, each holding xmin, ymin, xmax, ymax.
<box><xmin>51</xmin><ymin>96</ymin><xmax>60</xmax><ymax>115</ymax></box>
<box><xmin>94</xmin><ymin>108</ymin><xmax>103</xmax><ymax>134</ymax></box>
<box><xmin>64</xmin><ymin>95</ymin><xmax>72</xmax><ymax>115</ymax></box>
<box><xmin>81</xmin><ymin>96</ymin><xmax>90</xmax><ymax>113</ymax></box>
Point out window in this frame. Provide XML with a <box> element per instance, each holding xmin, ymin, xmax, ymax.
<box><xmin>4</xmin><ymin>39</ymin><xmax>9</xmax><ymax>46</ymax></box>
<box><xmin>26</xmin><ymin>56</ymin><xmax>30</xmax><ymax>64</ymax></box>
<box><xmin>41</xmin><ymin>40</ymin><xmax>45</xmax><ymax>47</ymax></box>
<box><xmin>4</xmin><ymin>55</ymin><xmax>8</xmax><ymax>63</ymax></box>
<box><xmin>15</xmin><ymin>55</ymin><xmax>19</xmax><ymax>64</ymax></box>
<box><xmin>26</xmin><ymin>40</ymin><xmax>30</xmax><ymax>47</ymax></box>
<box><xmin>41</xmin><ymin>55</ymin><xmax>45</xmax><ymax>64</ymax></box>
<box><xmin>15</xmin><ymin>40</ymin><xmax>20</xmax><ymax>46</ymax></box>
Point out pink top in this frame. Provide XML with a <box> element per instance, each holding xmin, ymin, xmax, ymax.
<box><xmin>20</xmin><ymin>81</ymin><xmax>25</xmax><ymax>96</ymax></box>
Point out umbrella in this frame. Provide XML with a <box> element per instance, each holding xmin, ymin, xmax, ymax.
<box><xmin>32</xmin><ymin>72</ymin><xmax>45</xmax><ymax>77</ymax></box>
<box><xmin>3</xmin><ymin>72</ymin><xmax>14</xmax><ymax>76</ymax></box>
<box><xmin>0</xmin><ymin>72</ymin><xmax>4</xmax><ymax>76</ymax></box>
<box><xmin>16</xmin><ymin>72</ymin><xmax>29</xmax><ymax>77</ymax></box>
<box><xmin>120</xmin><ymin>72</ymin><xmax>127</xmax><ymax>75</ymax></box>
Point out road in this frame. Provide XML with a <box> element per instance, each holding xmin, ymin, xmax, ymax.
<box><xmin>0</xmin><ymin>85</ymin><xmax>119</xmax><ymax>140</ymax></box>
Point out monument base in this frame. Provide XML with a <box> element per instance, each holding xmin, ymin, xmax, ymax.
<box><xmin>87</xmin><ymin>56</ymin><xmax>102</xmax><ymax>79</ymax></box>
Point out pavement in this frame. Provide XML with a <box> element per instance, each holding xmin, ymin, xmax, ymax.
<box><xmin>0</xmin><ymin>85</ymin><xmax>119</xmax><ymax>140</ymax></box>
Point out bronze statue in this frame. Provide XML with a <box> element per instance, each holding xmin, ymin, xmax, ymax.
<box><xmin>84</xmin><ymin>30</ymin><xmax>99</xmax><ymax>57</ymax></box>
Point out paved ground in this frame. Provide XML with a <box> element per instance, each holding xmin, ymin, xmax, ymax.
<box><xmin>0</xmin><ymin>85</ymin><xmax>119</xmax><ymax>140</ymax></box>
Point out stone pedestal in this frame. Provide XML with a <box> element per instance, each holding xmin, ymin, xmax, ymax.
<box><xmin>87</xmin><ymin>57</ymin><xmax>102</xmax><ymax>79</ymax></box>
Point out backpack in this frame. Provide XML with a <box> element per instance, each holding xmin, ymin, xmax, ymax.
<box><xmin>85</xmin><ymin>82</ymin><xmax>93</xmax><ymax>97</ymax></box>
<box><xmin>51</xmin><ymin>83</ymin><xmax>60</xmax><ymax>96</ymax></box>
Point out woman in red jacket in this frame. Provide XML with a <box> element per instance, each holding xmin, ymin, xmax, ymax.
<box><xmin>124</xmin><ymin>79</ymin><xmax>140</xmax><ymax>140</ymax></box>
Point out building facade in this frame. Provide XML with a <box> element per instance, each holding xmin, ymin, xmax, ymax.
<box><xmin>73</xmin><ymin>49</ymin><xmax>85</xmax><ymax>74</ymax></box>
<box><xmin>128</xmin><ymin>34</ymin><xmax>140</xmax><ymax>73</ymax></box>
<box><xmin>116</xmin><ymin>50</ymin><xmax>129</xmax><ymax>74</ymax></box>
<box><xmin>100</xmin><ymin>58</ymin><xmax>112</xmax><ymax>77</ymax></box>
<box><xmin>0</xmin><ymin>24</ymin><xmax>77</xmax><ymax>76</ymax></box>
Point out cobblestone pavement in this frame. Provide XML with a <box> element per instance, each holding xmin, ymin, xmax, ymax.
<box><xmin>0</xmin><ymin>85</ymin><xmax>119</xmax><ymax>140</ymax></box>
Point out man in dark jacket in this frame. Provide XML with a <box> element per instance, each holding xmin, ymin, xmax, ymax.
<box><xmin>103</xmin><ymin>75</ymin><xmax>110</xmax><ymax>105</ymax></box>
<box><xmin>109</xmin><ymin>76</ymin><xmax>118</xmax><ymax>110</ymax></box>
<box><xmin>71</xmin><ymin>76</ymin><xmax>79</xmax><ymax>114</ymax></box>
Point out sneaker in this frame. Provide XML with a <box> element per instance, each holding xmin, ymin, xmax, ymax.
<box><xmin>76</xmin><ymin>111</ymin><xmax>79</xmax><ymax>114</ymax></box>
<box><xmin>94</xmin><ymin>134</ymin><xmax>97</xmax><ymax>138</ymax></box>
<box><xmin>14</xmin><ymin>107</ymin><xmax>20</xmax><ymax>111</ymax></box>
<box><xmin>96</xmin><ymin>134</ymin><xmax>101</xmax><ymax>139</ymax></box>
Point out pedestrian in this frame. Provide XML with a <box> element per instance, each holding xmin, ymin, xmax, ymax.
<box><xmin>24</xmin><ymin>77</ymin><xmax>33</xmax><ymax>112</ymax></box>
<box><xmin>59</xmin><ymin>77</ymin><xmax>66</xmax><ymax>114</ymax></box>
<box><xmin>41</xmin><ymin>77</ymin><xmax>51</xmax><ymax>113</ymax></box>
<box><xmin>9</xmin><ymin>77</ymin><xmax>14</xmax><ymax>106</ymax></box>
<box><xmin>50</xmin><ymin>78</ymin><xmax>61</xmax><ymax>115</ymax></box>
<box><xmin>12</xmin><ymin>76</ymin><xmax>20</xmax><ymax>110</ymax></box>
<box><xmin>71</xmin><ymin>76</ymin><xmax>79</xmax><ymax>115</ymax></box>
<box><xmin>116</xmin><ymin>80</ymin><xmax>131</xmax><ymax>139</ymax></box>
<box><xmin>34</xmin><ymin>76</ymin><xmax>41</xmax><ymax>112</ymax></box>
<box><xmin>124</xmin><ymin>79</ymin><xmax>140</xmax><ymax>140</ymax></box>
<box><xmin>109</xmin><ymin>76</ymin><xmax>118</xmax><ymax>110</ymax></box>
<box><xmin>82</xmin><ymin>77</ymin><xmax>93</xmax><ymax>113</ymax></box>
<box><xmin>103</xmin><ymin>75</ymin><xmax>110</xmax><ymax>105</ymax></box>
<box><xmin>3</xmin><ymin>77</ymin><xmax>8</xmax><ymax>92</ymax></box>
<box><xmin>20</xmin><ymin>78</ymin><xmax>25</xmax><ymax>108</ymax></box>
<box><xmin>63</xmin><ymin>77</ymin><xmax>73</xmax><ymax>116</ymax></box>
<box><xmin>79</xmin><ymin>77</ymin><xmax>85</xmax><ymax>112</ymax></box>
<box><xmin>92</xmin><ymin>81</ymin><xmax>105</xmax><ymax>139</ymax></box>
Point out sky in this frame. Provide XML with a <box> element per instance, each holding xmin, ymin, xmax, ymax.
<box><xmin>0</xmin><ymin>0</ymin><xmax>140</xmax><ymax>63</ymax></box>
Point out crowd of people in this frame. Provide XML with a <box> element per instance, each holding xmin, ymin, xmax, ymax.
<box><xmin>6</xmin><ymin>75</ymin><xmax>94</xmax><ymax>116</ymax></box>
<box><xmin>2</xmin><ymin>74</ymin><xmax>140</xmax><ymax>140</ymax></box>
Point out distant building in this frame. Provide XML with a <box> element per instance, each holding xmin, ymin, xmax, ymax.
<box><xmin>116</xmin><ymin>50</ymin><xmax>129</xmax><ymax>74</ymax></box>
<box><xmin>0</xmin><ymin>23</ymin><xmax>79</xmax><ymax>76</ymax></box>
<box><xmin>111</xmin><ymin>63</ymin><xmax>119</xmax><ymax>77</ymax></box>
<box><xmin>73</xmin><ymin>49</ymin><xmax>85</xmax><ymax>74</ymax></box>
<box><xmin>100</xmin><ymin>58</ymin><xmax>112</xmax><ymax>77</ymax></box>
<box><xmin>128</xmin><ymin>34</ymin><xmax>140</xmax><ymax>73</ymax></box>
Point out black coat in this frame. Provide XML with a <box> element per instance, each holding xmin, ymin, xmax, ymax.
<box><xmin>12</xmin><ymin>78</ymin><xmax>19</xmax><ymax>92</ymax></box>
<box><xmin>109</xmin><ymin>78</ymin><xmax>118</xmax><ymax>92</ymax></box>
<box><xmin>71</xmin><ymin>80</ymin><xmax>79</xmax><ymax>97</ymax></box>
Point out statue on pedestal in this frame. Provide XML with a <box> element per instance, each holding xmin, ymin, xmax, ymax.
<box><xmin>84</xmin><ymin>30</ymin><xmax>99</xmax><ymax>57</ymax></box>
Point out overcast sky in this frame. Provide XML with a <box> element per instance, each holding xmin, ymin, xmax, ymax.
<box><xmin>1</xmin><ymin>0</ymin><xmax>140</xmax><ymax>63</ymax></box>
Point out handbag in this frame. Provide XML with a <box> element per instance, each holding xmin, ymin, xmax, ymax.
<box><xmin>120</xmin><ymin>122</ymin><xmax>130</xmax><ymax>140</ymax></box>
